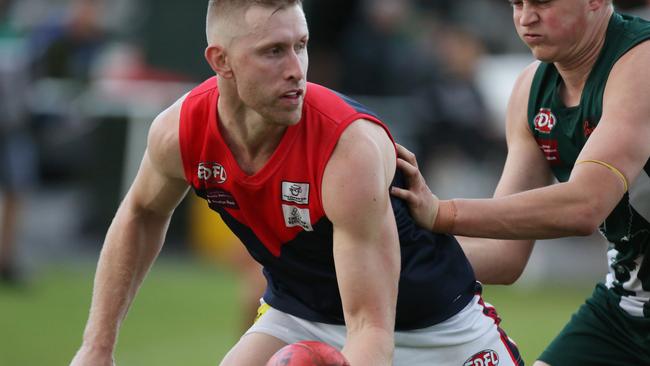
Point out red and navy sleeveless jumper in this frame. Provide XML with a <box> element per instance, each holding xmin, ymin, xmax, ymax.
<box><xmin>179</xmin><ymin>78</ymin><xmax>475</xmax><ymax>330</ymax></box>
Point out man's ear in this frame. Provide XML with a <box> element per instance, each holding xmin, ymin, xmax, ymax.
<box><xmin>205</xmin><ymin>45</ymin><xmax>233</xmax><ymax>78</ymax></box>
<box><xmin>587</xmin><ymin>0</ymin><xmax>607</xmax><ymax>11</ymax></box>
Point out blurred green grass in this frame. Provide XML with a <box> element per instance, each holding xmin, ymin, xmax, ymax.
<box><xmin>482</xmin><ymin>283</ymin><xmax>592</xmax><ymax>363</ymax></box>
<box><xmin>0</xmin><ymin>259</ymin><xmax>593</xmax><ymax>365</ymax></box>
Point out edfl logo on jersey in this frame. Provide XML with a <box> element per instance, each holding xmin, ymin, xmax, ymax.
<box><xmin>198</xmin><ymin>162</ymin><xmax>227</xmax><ymax>183</ymax></box>
<box><xmin>534</xmin><ymin>108</ymin><xmax>556</xmax><ymax>133</ymax></box>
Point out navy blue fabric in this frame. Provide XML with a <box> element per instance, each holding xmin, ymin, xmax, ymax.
<box><xmin>330</xmin><ymin>89</ymin><xmax>379</xmax><ymax>119</ymax></box>
<box><xmin>196</xmin><ymin>169</ymin><xmax>476</xmax><ymax>330</ymax></box>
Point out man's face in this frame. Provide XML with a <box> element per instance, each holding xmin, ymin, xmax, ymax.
<box><xmin>511</xmin><ymin>0</ymin><xmax>591</xmax><ymax>62</ymax></box>
<box><xmin>227</xmin><ymin>4</ymin><xmax>309</xmax><ymax>126</ymax></box>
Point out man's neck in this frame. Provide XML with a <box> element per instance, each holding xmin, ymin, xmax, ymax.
<box><xmin>555</xmin><ymin>8</ymin><xmax>613</xmax><ymax>107</ymax></box>
<box><xmin>217</xmin><ymin>91</ymin><xmax>287</xmax><ymax>175</ymax></box>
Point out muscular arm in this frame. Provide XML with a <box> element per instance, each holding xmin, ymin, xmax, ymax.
<box><xmin>71</xmin><ymin>98</ymin><xmax>189</xmax><ymax>365</ymax></box>
<box><xmin>455</xmin><ymin>62</ymin><xmax>552</xmax><ymax>283</ymax></box>
<box><xmin>395</xmin><ymin>43</ymin><xmax>650</xmax><ymax>283</ymax></box>
<box><xmin>574</xmin><ymin>41</ymin><xmax>650</xmax><ymax>197</ymax></box>
<box><xmin>322</xmin><ymin>120</ymin><xmax>399</xmax><ymax>365</ymax></box>
<box><xmin>393</xmin><ymin>62</ymin><xmax>550</xmax><ymax>284</ymax></box>
<box><xmin>449</xmin><ymin>42</ymin><xmax>650</xmax><ymax>240</ymax></box>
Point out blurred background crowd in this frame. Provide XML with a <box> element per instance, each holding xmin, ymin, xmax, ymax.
<box><xmin>4</xmin><ymin>0</ymin><xmax>646</xmax><ymax>281</ymax></box>
<box><xmin>2</xmin><ymin>0</ymin><xmax>650</xmax><ymax>364</ymax></box>
<box><xmin>0</xmin><ymin>0</ymin><xmax>648</xmax><ymax>284</ymax></box>
<box><xmin>2</xmin><ymin>0</ymin><xmax>650</xmax><ymax>285</ymax></box>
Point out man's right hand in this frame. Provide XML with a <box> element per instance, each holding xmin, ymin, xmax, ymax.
<box><xmin>70</xmin><ymin>345</ymin><xmax>115</xmax><ymax>366</ymax></box>
<box><xmin>390</xmin><ymin>144</ymin><xmax>439</xmax><ymax>232</ymax></box>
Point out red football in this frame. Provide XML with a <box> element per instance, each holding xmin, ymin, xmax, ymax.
<box><xmin>266</xmin><ymin>340</ymin><xmax>350</xmax><ymax>366</ymax></box>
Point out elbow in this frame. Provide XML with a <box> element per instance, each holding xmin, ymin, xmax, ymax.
<box><xmin>476</xmin><ymin>261</ymin><xmax>526</xmax><ymax>285</ymax></box>
<box><xmin>491</xmin><ymin>265</ymin><xmax>525</xmax><ymax>285</ymax></box>
<box><xmin>567</xmin><ymin>203</ymin><xmax>604</xmax><ymax>236</ymax></box>
<box><xmin>486</xmin><ymin>245</ymin><xmax>532</xmax><ymax>285</ymax></box>
<box><xmin>571</xmin><ymin>222</ymin><xmax>599</xmax><ymax>237</ymax></box>
<box><xmin>498</xmin><ymin>270</ymin><xmax>524</xmax><ymax>285</ymax></box>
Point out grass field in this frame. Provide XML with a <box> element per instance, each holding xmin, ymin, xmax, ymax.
<box><xmin>0</xmin><ymin>258</ymin><xmax>594</xmax><ymax>365</ymax></box>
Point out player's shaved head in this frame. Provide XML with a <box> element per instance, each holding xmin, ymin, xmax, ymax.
<box><xmin>206</xmin><ymin>0</ymin><xmax>303</xmax><ymax>46</ymax></box>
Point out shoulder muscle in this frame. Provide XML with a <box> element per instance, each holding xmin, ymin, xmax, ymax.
<box><xmin>147</xmin><ymin>94</ymin><xmax>187</xmax><ymax>181</ymax></box>
<box><xmin>322</xmin><ymin>119</ymin><xmax>395</xmax><ymax>225</ymax></box>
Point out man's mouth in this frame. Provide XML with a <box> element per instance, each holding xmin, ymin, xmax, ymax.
<box><xmin>282</xmin><ymin>89</ymin><xmax>304</xmax><ymax>99</ymax></box>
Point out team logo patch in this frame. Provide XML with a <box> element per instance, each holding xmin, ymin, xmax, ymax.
<box><xmin>534</xmin><ymin>108</ymin><xmax>557</xmax><ymax>133</ymax></box>
<box><xmin>282</xmin><ymin>181</ymin><xmax>309</xmax><ymax>204</ymax></box>
<box><xmin>282</xmin><ymin>204</ymin><xmax>313</xmax><ymax>231</ymax></box>
<box><xmin>198</xmin><ymin>162</ymin><xmax>227</xmax><ymax>183</ymax></box>
<box><xmin>463</xmin><ymin>349</ymin><xmax>499</xmax><ymax>366</ymax></box>
<box><xmin>207</xmin><ymin>189</ymin><xmax>239</xmax><ymax>209</ymax></box>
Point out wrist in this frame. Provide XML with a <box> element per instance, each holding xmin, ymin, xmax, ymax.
<box><xmin>432</xmin><ymin>199</ymin><xmax>457</xmax><ymax>233</ymax></box>
<box><xmin>427</xmin><ymin>194</ymin><xmax>439</xmax><ymax>231</ymax></box>
<box><xmin>80</xmin><ymin>342</ymin><xmax>114</xmax><ymax>355</ymax></box>
<box><xmin>81</xmin><ymin>332</ymin><xmax>117</xmax><ymax>354</ymax></box>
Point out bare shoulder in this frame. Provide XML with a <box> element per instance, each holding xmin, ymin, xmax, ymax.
<box><xmin>147</xmin><ymin>94</ymin><xmax>188</xmax><ymax>180</ymax></box>
<box><xmin>613</xmin><ymin>39</ymin><xmax>650</xmax><ymax>68</ymax></box>
<box><xmin>334</xmin><ymin>119</ymin><xmax>395</xmax><ymax>177</ymax></box>
<box><xmin>337</xmin><ymin>119</ymin><xmax>394</xmax><ymax>157</ymax></box>
<box><xmin>581</xmin><ymin>40</ymin><xmax>650</xmax><ymax>186</ymax></box>
<box><xmin>505</xmin><ymin>60</ymin><xmax>540</xmax><ymax>136</ymax></box>
<box><xmin>510</xmin><ymin>60</ymin><xmax>540</xmax><ymax>105</ymax></box>
<box><xmin>322</xmin><ymin>119</ymin><xmax>396</xmax><ymax>220</ymax></box>
<box><xmin>604</xmin><ymin>40</ymin><xmax>650</xmax><ymax>114</ymax></box>
<box><xmin>608</xmin><ymin>39</ymin><xmax>650</xmax><ymax>87</ymax></box>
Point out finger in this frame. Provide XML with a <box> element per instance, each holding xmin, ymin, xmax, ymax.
<box><xmin>396</xmin><ymin>158</ymin><xmax>420</xmax><ymax>180</ymax></box>
<box><xmin>395</xmin><ymin>143</ymin><xmax>418</xmax><ymax>168</ymax></box>
<box><xmin>390</xmin><ymin>186</ymin><xmax>415</xmax><ymax>203</ymax></box>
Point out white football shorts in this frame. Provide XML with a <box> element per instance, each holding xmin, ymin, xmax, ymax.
<box><xmin>244</xmin><ymin>293</ymin><xmax>523</xmax><ymax>365</ymax></box>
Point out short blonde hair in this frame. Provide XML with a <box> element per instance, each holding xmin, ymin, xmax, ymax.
<box><xmin>205</xmin><ymin>0</ymin><xmax>303</xmax><ymax>44</ymax></box>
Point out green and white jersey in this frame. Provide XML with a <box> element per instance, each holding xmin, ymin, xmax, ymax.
<box><xmin>527</xmin><ymin>13</ymin><xmax>650</xmax><ymax>318</ymax></box>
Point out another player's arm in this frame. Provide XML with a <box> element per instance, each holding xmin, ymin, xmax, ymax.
<box><xmin>70</xmin><ymin>98</ymin><xmax>189</xmax><ymax>366</ymax></box>
<box><xmin>397</xmin><ymin>42</ymin><xmax>650</xmax><ymax>242</ymax></box>
<box><xmin>443</xmin><ymin>42</ymin><xmax>650</xmax><ymax>240</ymax></box>
<box><xmin>393</xmin><ymin>62</ymin><xmax>552</xmax><ymax>284</ymax></box>
<box><xmin>571</xmin><ymin>40</ymin><xmax>650</xmax><ymax>202</ymax></box>
<box><xmin>322</xmin><ymin>120</ymin><xmax>399</xmax><ymax>366</ymax></box>
<box><xmin>456</xmin><ymin>61</ymin><xmax>554</xmax><ymax>284</ymax></box>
